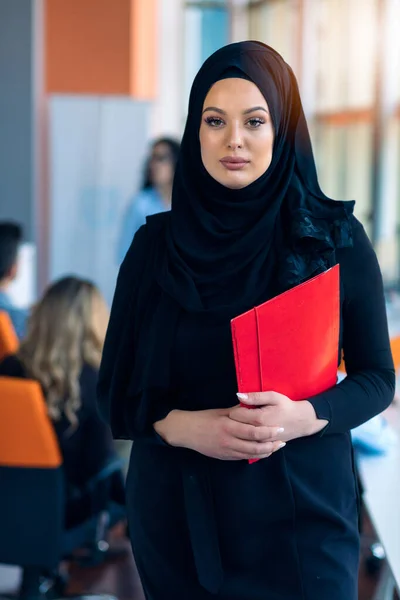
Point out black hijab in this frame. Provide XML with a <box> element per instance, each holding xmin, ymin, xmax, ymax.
<box><xmin>156</xmin><ymin>41</ymin><xmax>354</xmax><ymax>320</ymax></box>
<box><xmin>99</xmin><ymin>42</ymin><xmax>357</xmax><ymax>440</ymax></box>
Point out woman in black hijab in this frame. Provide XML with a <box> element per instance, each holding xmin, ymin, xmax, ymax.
<box><xmin>98</xmin><ymin>42</ymin><xmax>395</xmax><ymax>599</ymax></box>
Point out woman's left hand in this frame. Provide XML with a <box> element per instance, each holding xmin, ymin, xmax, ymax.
<box><xmin>229</xmin><ymin>392</ymin><xmax>328</xmax><ymax>443</ymax></box>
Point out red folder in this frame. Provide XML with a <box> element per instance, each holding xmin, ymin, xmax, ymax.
<box><xmin>231</xmin><ymin>265</ymin><xmax>340</xmax><ymax>463</ymax></box>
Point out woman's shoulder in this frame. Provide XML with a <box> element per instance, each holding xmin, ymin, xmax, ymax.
<box><xmin>336</xmin><ymin>215</ymin><xmax>375</xmax><ymax>265</ymax></box>
<box><xmin>0</xmin><ymin>354</ymin><xmax>27</xmax><ymax>378</ymax></box>
<box><xmin>336</xmin><ymin>215</ymin><xmax>383</xmax><ymax>297</ymax></box>
<box><xmin>123</xmin><ymin>211</ymin><xmax>169</xmax><ymax>264</ymax></box>
<box><xmin>145</xmin><ymin>208</ymin><xmax>170</xmax><ymax>227</ymax></box>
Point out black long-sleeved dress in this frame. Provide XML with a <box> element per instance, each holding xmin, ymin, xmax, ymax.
<box><xmin>98</xmin><ymin>212</ymin><xmax>395</xmax><ymax>599</ymax></box>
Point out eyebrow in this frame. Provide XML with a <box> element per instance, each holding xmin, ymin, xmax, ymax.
<box><xmin>202</xmin><ymin>106</ymin><xmax>269</xmax><ymax>116</ymax></box>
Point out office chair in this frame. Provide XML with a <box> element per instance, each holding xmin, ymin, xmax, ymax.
<box><xmin>0</xmin><ymin>311</ymin><xmax>19</xmax><ymax>362</ymax></box>
<box><xmin>0</xmin><ymin>376</ymin><xmax>121</xmax><ymax>600</ymax></box>
<box><xmin>390</xmin><ymin>335</ymin><xmax>400</xmax><ymax>371</ymax></box>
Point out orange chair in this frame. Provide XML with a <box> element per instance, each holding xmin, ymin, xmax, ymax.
<box><xmin>390</xmin><ymin>335</ymin><xmax>400</xmax><ymax>370</ymax></box>
<box><xmin>0</xmin><ymin>377</ymin><xmax>64</xmax><ymax>580</ymax></box>
<box><xmin>0</xmin><ymin>376</ymin><xmax>62</xmax><ymax>470</ymax></box>
<box><xmin>0</xmin><ymin>376</ymin><xmax>121</xmax><ymax>599</ymax></box>
<box><xmin>0</xmin><ymin>310</ymin><xmax>19</xmax><ymax>362</ymax></box>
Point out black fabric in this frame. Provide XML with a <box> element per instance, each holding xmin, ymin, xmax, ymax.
<box><xmin>100</xmin><ymin>209</ymin><xmax>395</xmax><ymax>598</ymax></box>
<box><xmin>98</xmin><ymin>41</ymin><xmax>358</xmax><ymax>437</ymax></box>
<box><xmin>123</xmin><ymin>216</ymin><xmax>394</xmax><ymax>600</ymax></box>
<box><xmin>157</xmin><ymin>41</ymin><xmax>354</xmax><ymax>317</ymax></box>
<box><xmin>308</xmin><ymin>219</ymin><xmax>396</xmax><ymax>433</ymax></box>
<box><xmin>97</xmin><ymin>41</ymin><xmax>395</xmax><ymax>599</ymax></box>
<box><xmin>98</xmin><ymin>211</ymin><xmax>395</xmax><ymax>441</ymax></box>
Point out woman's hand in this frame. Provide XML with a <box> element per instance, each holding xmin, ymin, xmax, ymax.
<box><xmin>154</xmin><ymin>408</ymin><xmax>286</xmax><ymax>461</ymax></box>
<box><xmin>232</xmin><ymin>392</ymin><xmax>328</xmax><ymax>442</ymax></box>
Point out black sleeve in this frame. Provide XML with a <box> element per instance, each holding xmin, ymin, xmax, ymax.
<box><xmin>308</xmin><ymin>218</ymin><xmax>395</xmax><ymax>434</ymax></box>
<box><xmin>97</xmin><ymin>223</ymin><xmax>172</xmax><ymax>442</ymax></box>
<box><xmin>97</xmin><ymin>225</ymin><xmax>148</xmax><ymax>437</ymax></box>
<box><xmin>79</xmin><ymin>364</ymin><xmax>115</xmax><ymax>478</ymax></box>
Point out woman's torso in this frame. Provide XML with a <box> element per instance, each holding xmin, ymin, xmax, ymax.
<box><xmin>127</xmin><ymin>305</ymin><xmax>359</xmax><ymax>599</ymax></box>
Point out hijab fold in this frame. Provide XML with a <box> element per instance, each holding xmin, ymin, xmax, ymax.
<box><xmin>155</xmin><ymin>41</ymin><xmax>354</xmax><ymax>320</ymax></box>
<box><xmin>100</xmin><ymin>41</ymin><xmax>357</xmax><ymax>441</ymax></box>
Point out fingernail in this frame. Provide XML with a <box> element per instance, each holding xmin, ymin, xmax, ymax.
<box><xmin>277</xmin><ymin>427</ymin><xmax>285</xmax><ymax>433</ymax></box>
<box><xmin>237</xmin><ymin>393</ymin><xmax>248</xmax><ymax>400</ymax></box>
<box><xmin>278</xmin><ymin>442</ymin><xmax>286</xmax><ymax>449</ymax></box>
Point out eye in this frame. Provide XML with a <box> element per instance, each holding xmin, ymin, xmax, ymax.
<box><xmin>204</xmin><ymin>116</ymin><xmax>225</xmax><ymax>128</ymax></box>
<box><xmin>247</xmin><ymin>118</ymin><xmax>265</xmax><ymax>128</ymax></box>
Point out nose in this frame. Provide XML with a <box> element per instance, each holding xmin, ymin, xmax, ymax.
<box><xmin>227</xmin><ymin>121</ymin><xmax>243</xmax><ymax>150</ymax></box>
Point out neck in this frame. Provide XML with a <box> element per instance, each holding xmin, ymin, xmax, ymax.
<box><xmin>156</xmin><ymin>183</ymin><xmax>172</xmax><ymax>208</ymax></box>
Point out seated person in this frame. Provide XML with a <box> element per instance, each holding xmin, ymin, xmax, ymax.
<box><xmin>0</xmin><ymin>276</ymin><xmax>125</xmax><ymax>529</ymax></box>
<box><xmin>0</xmin><ymin>222</ymin><xmax>28</xmax><ymax>339</ymax></box>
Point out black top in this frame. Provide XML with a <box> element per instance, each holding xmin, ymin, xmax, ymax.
<box><xmin>0</xmin><ymin>356</ymin><xmax>114</xmax><ymax>487</ymax></box>
<box><xmin>98</xmin><ymin>212</ymin><xmax>395</xmax><ymax>441</ymax></box>
<box><xmin>108</xmin><ymin>213</ymin><xmax>395</xmax><ymax>599</ymax></box>
<box><xmin>97</xmin><ymin>45</ymin><xmax>394</xmax><ymax>599</ymax></box>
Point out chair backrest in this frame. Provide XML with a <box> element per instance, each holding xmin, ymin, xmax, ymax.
<box><xmin>390</xmin><ymin>335</ymin><xmax>400</xmax><ymax>370</ymax></box>
<box><xmin>0</xmin><ymin>310</ymin><xmax>19</xmax><ymax>362</ymax></box>
<box><xmin>0</xmin><ymin>377</ymin><xmax>64</xmax><ymax>569</ymax></box>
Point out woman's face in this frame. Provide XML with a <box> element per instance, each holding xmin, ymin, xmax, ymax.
<box><xmin>149</xmin><ymin>142</ymin><xmax>175</xmax><ymax>188</ymax></box>
<box><xmin>199</xmin><ymin>78</ymin><xmax>274</xmax><ymax>189</ymax></box>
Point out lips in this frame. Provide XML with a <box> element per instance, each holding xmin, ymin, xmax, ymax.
<box><xmin>220</xmin><ymin>156</ymin><xmax>250</xmax><ymax>171</ymax></box>
<box><xmin>220</xmin><ymin>156</ymin><xmax>249</xmax><ymax>165</ymax></box>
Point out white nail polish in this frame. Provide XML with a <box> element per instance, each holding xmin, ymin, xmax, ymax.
<box><xmin>277</xmin><ymin>427</ymin><xmax>285</xmax><ymax>433</ymax></box>
<box><xmin>237</xmin><ymin>393</ymin><xmax>248</xmax><ymax>400</ymax></box>
<box><xmin>278</xmin><ymin>442</ymin><xmax>286</xmax><ymax>449</ymax></box>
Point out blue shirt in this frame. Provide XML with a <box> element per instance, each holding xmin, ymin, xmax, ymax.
<box><xmin>0</xmin><ymin>291</ymin><xmax>28</xmax><ymax>340</ymax></box>
<box><xmin>117</xmin><ymin>188</ymin><xmax>168</xmax><ymax>264</ymax></box>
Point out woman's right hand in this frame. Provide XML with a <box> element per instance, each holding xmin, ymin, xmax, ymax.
<box><xmin>154</xmin><ymin>408</ymin><xmax>286</xmax><ymax>461</ymax></box>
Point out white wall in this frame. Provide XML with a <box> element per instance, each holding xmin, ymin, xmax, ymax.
<box><xmin>149</xmin><ymin>0</ymin><xmax>185</xmax><ymax>138</ymax></box>
<box><xmin>48</xmin><ymin>96</ymin><xmax>151</xmax><ymax>305</ymax></box>
<box><xmin>230</xmin><ymin>1</ymin><xmax>249</xmax><ymax>42</ymax></box>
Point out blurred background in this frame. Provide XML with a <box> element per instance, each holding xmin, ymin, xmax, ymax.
<box><xmin>0</xmin><ymin>1</ymin><xmax>399</xmax><ymax>599</ymax></box>
<box><xmin>0</xmin><ymin>0</ymin><xmax>399</xmax><ymax>306</ymax></box>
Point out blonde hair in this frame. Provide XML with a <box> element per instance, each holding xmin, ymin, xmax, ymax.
<box><xmin>18</xmin><ymin>277</ymin><xmax>109</xmax><ymax>427</ymax></box>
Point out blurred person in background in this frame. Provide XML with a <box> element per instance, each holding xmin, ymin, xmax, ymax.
<box><xmin>0</xmin><ymin>276</ymin><xmax>125</xmax><ymax>529</ymax></box>
<box><xmin>0</xmin><ymin>222</ymin><xmax>28</xmax><ymax>339</ymax></box>
<box><xmin>99</xmin><ymin>42</ymin><xmax>394</xmax><ymax>599</ymax></box>
<box><xmin>117</xmin><ymin>136</ymin><xmax>180</xmax><ymax>263</ymax></box>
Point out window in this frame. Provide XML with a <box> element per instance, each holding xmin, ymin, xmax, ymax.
<box><xmin>183</xmin><ymin>1</ymin><xmax>229</xmax><ymax>111</ymax></box>
<box><xmin>248</xmin><ymin>0</ymin><xmax>300</xmax><ymax>75</ymax></box>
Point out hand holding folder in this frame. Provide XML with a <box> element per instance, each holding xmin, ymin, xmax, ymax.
<box><xmin>231</xmin><ymin>265</ymin><xmax>340</xmax><ymax>463</ymax></box>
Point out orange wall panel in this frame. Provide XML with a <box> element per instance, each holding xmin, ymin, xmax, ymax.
<box><xmin>45</xmin><ymin>0</ymin><xmax>157</xmax><ymax>98</ymax></box>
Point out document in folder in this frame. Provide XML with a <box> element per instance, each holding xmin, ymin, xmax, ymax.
<box><xmin>231</xmin><ymin>265</ymin><xmax>340</xmax><ymax>461</ymax></box>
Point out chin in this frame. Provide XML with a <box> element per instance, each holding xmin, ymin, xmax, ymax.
<box><xmin>220</xmin><ymin>174</ymin><xmax>253</xmax><ymax>190</ymax></box>
<box><xmin>224</xmin><ymin>182</ymin><xmax>249</xmax><ymax>190</ymax></box>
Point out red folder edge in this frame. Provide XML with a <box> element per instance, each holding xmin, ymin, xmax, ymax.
<box><xmin>231</xmin><ymin>265</ymin><xmax>340</xmax><ymax>464</ymax></box>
